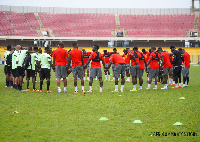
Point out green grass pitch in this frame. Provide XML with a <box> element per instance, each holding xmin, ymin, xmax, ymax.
<box><xmin>0</xmin><ymin>65</ymin><xmax>199</xmax><ymax>141</ymax></box>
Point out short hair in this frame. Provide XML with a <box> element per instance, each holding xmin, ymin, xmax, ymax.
<box><xmin>34</xmin><ymin>46</ymin><xmax>38</xmax><ymax>50</ymax></box>
<box><xmin>103</xmin><ymin>50</ymin><xmax>107</xmax><ymax>52</ymax></box>
<box><xmin>82</xmin><ymin>49</ymin><xmax>85</xmax><ymax>51</ymax></box>
<box><xmin>94</xmin><ymin>44</ymin><xmax>99</xmax><ymax>49</ymax></box>
<box><xmin>45</xmin><ymin>46</ymin><xmax>50</xmax><ymax>50</ymax></box>
<box><xmin>134</xmin><ymin>47</ymin><xmax>138</xmax><ymax>51</ymax></box>
<box><xmin>58</xmin><ymin>42</ymin><xmax>64</xmax><ymax>47</ymax></box>
<box><xmin>158</xmin><ymin>47</ymin><xmax>162</xmax><ymax>50</ymax></box>
<box><xmin>113</xmin><ymin>48</ymin><xmax>117</xmax><ymax>51</ymax></box>
<box><xmin>72</xmin><ymin>42</ymin><xmax>78</xmax><ymax>46</ymax></box>
<box><xmin>151</xmin><ymin>46</ymin><xmax>156</xmax><ymax>50</ymax></box>
<box><xmin>7</xmin><ymin>45</ymin><xmax>11</xmax><ymax>50</ymax></box>
<box><xmin>142</xmin><ymin>49</ymin><xmax>145</xmax><ymax>52</ymax></box>
<box><xmin>170</xmin><ymin>45</ymin><xmax>175</xmax><ymax>49</ymax></box>
<box><xmin>178</xmin><ymin>48</ymin><xmax>182</xmax><ymax>51</ymax></box>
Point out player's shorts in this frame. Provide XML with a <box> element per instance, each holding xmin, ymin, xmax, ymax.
<box><xmin>125</xmin><ymin>64</ymin><xmax>130</xmax><ymax>70</ymax></box>
<box><xmin>114</xmin><ymin>63</ymin><xmax>126</xmax><ymax>78</ymax></box>
<box><xmin>138</xmin><ymin>69</ymin><xmax>144</xmax><ymax>78</ymax></box>
<box><xmin>163</xmin><ymin>68</ymin><xmax>170</xmax><ymax>76</ymax></box>
<box><xmin>40</xmin><ymin>68</ymin><xmax>51</xmax><ymax>79</ymax></box>
<box><xmin>90</xmin><ymin>67</ymin><xmax>102</xmax><ymax>79</ymax></box>
<box><xmin>130</xmin><ymin>65</ymin><xmax>140</xmax><ymax>76</ymax></box>
<box><xmin>149</xmin><ymin>68</ymin><xmax>159</xmax><ymax>79</ymax></box>
<box><xmin>112</xmin><ymin>64</ymin><xmax>115</xmax><ymax>71</ymax></box>
<box><xmin>55</xmin><ymin>66</ymin><xmax>67</xmax><ymax>78</ymax></box>
<box><xmin>182</xmin><ymin>68</ymin><xmax>189</xmax><ymax>77</ymax></box>
<box><xmin>4</xmin><ymin>65</ymin><xmax>6</xmax><ymax>75</ymax></box>
<box><xmin>17</xmin><ymin>66</ymin><xmax>24</xmax><ymax>76</ymax></box>
<box><xmin>6</xmin><ymin>65</ymin><xmax>12</xmax><ymax>74</ymax></box>
<box><xmin>105</xmin><ymin>64</ymin><xmax>110</xmax><ymax>71</ymax></box>
<box><xmin>27</xmin><ymin>69</ymin><xmax>35</xmax><ymax>78</ymax></box>
<box><xmin>12</xmin><ymin>68</ymin><xmax>19</xmax><ymax>77</ymax></box>
<box><xmin>173</xmin><ymin>66</ymin><xmax>181</xmax><ymax>78</ymax></box>
<box><xmin>72</xmin><ymin>66</ymin><xmax>84</xmax><ymax>78</ymax></box>
<box><xmin>146</xmin><ymin>64</ymin><xmax>150</xmax><ymax>73</ymax></box>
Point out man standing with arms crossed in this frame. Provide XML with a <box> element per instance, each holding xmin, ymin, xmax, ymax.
<box><xmin>84</xmin><ymin>45</ymin><xmax>104</xmax><ymax>93</ymax></box>
<box><xmin>128</xmin><ymin>47</ymin><xmax>141</xmax><ymax>91</ymax></box>
<box><xmin>38</xmin><ymin>46</ymin><xmax>52</xmax><ymax>93</ymax></box>
<box><xmin>170</xmin><ymin>46</ymin><xmax>182</xmax><ymax>89</ymax></box>
<box><xmin>122</xmin><ymin>48</ymin><xmax>131</xmax><ymax>82</ymax></box>
<box><xmin>146</xmin><ymin>47</ymin><xmax>162</xmax><ymax>90</ymax></box>
<box><xmin>52</xmin><ymin>42</ymin><xmax>68</xmax><ymax>93</ymax></box>
<box><xmin>82</xmin><ymin>49</ymin><xmax>90</xmax><ymax>81</ymax></box>
<box><xmin>181</xmin><ymin>49</ymin><xmax>190</xmax><ymax>87</ymax></box>
<box><xmin>67</xmin><ymin>43</ymin><xmax>85</xmax><ymax>94</ymax></box>
<box><xmin>158</xmin><ymin>50</ymin><xmax>172</xmax><ymax>89</ymax></box>
<box><xmin>103</xmin><ymin>50</ymin><xmax>111</xmax><ymax>81</ymax></box>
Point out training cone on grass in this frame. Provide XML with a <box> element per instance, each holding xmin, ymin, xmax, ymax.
<box><xmin>173</xmin><ymin>122</ymin><xmax>183</xmax><ymax>125</ymax></box>
<box><xmin>133</xmin><ymin>120</ymin><xmax>142</xmax><ymax>123</ymax></box>
<box><xmin>99</xmin><ymin>117</ymin><xmax>108</xmax><ymax>121</ymax></box>
<box><xmin>179</xmin><ymin>97</ymin><xmax>185</xmax><ymax>99</ymax></box>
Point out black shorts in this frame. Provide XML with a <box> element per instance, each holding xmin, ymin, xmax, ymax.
<box><xmin>17</xmin><ymin>66</ymin><xmax>24</xmax><ymax>76</ymax></box>
<box><xmin>173</xmin><ymin>66</ymin><xmax>181</xmax><ymax>78</ymax></box>
<box><xmin>12</xmin><ymin>68</ymin><xmax>19</xmax><ymax>77</ymax></box>
<box><xmin>40</xmin><ymin>68</ymin><xmax>51</xmax><ymax>79</ymax></box>
<box><xmin>5</xmin><ymin>65</ymin><xmax>12</xmax><ymax>74</ymax></box>
<box><xmin>27</xmin><ymin>69</ymin><xmax>35</xmax><ymax>78</ymax></box>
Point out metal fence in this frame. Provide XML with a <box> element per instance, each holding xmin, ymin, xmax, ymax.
<box><xmin>0</xmin><ymin>5</ymin><xmax>198</xmax><ymax>15</ymax></box>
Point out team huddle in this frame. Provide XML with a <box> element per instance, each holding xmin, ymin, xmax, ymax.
<box><xmin>3</xmin><ymin>42</ymin><xmax>190</xmax><ymax>93</ymax></box>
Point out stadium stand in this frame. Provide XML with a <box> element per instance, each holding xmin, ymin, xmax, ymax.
<box><xmin>39</xmin><ymin>13</ymin><xmax>116</xmax><ymax>37</ymax></box>
<box><xmin>0</xmin><ymin>12</ymin><xmax>198</xmax><ymax>37</ymax></box>
<box><xmin>119</xmin><ymin>14</ymin><xmax>195</xmax><ymax>37</ymax></box>
<box><xmin>5</xmin><ymin>12</ymin><xmax>38</xmax><ymax>36</ymax></box>
<box><xmin>197</xmin><ymin>15</ymin><xmax>200</xmax><ymax>29</ymax></box>
<box><xmin>0</xmin><ymin>12</ymin><xmax>17</xmax><ymax>36</ymax></box>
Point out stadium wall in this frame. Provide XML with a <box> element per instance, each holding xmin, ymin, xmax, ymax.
<box><xmin>0</xmin><ymin>39</ymin><xmax>187</xmax><ymax>47</ymax></box>
<box><xmin>0</xmin><ymin>5</ymin><xmax>198</xmax><ymax>15</ymax></box>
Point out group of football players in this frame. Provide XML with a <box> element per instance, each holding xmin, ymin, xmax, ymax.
<box><xmin>3</xmin><ymin>42</ymin><xmax>190</xmax><ymax>93</ymax></box>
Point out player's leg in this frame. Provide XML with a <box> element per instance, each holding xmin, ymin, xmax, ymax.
<box><xmin>55</xmin><ymin>66</ymin><xmax>62</xmax><ymax>93</ymax></box>
<box><xmin>78</xmin><ymin>66</ymin><xmax>85</xmax><ymax>94</ymax></box>
<box><xmin>112</xmin><ymin>64</ymin><xmax>120</xmax><ymax>92</ymax></box>
<box><xmin>97</xmin><ymin>67</ymin><xmax>103</xmax><ymax>92</ymax></box>
<box><xmin>120</xmin><ymin>64</ymin><xmax>126</xmax><ymax>92</ymax></box>
<box><xmin>87</xmin><ymin>67</ymin><xmax>90</xmax><ymax>80</ymax></box>
<box><xmin>146</xmin><ymin>69</ymin><xmax>153</xmax><ymax>89</ymax></box>
<box><xmin>88</xmin><ymin>67</ymin><xmax>94</xmax><ymax>92</ymax></box>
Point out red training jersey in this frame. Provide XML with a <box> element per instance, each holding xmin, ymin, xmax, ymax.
<box><xmin>149</xmin><ymin>51</ymin><xmax>161</xmax><ymax>69</ymax></box>
<box><xmin>89</xmin><ymin>51</ymin><xmax>103</xmax><ymax>67</ymax></box>
<box><xmin>109</xmin><ymin>54</ymin><xmax>125</xmax><ymax>66</ymax></box>
<box><xmin>122</xmin><ymin>53</ymin><xmax>131</xmax><ymax>64</ymax></box>
<box><xmin>52</xmin><ymin>48</ymin><xmax>68</xmax><ymax>66</ymax></box>
<box><xmin>138</xmin><ymin>52</ymin><xmax>145</xmax><ymax>70</ymax></box>
<box><xmin>103</xmin><ymin>52</ymin><xmax>111</xmax><ymax>64</ymax></box>
<box><xmin>143</xmin><ymin>51</ymin><xmax>149</xmax><ymax>63</ymax></box>
<box><xmin>128</xmin><ymin>50</ymin><xmax>141</xmax><ymax>66</ymax></box>
<box><xmin>161</xmin><ymin>52</ymin><xmax>171</xmax><ymax>69</ymax></box>
<box><xmin>183</xmin><ymin>52</ymin><xmax>190</xmax><ymax>68</ymax></box>
<box><xmin>70</xmin><ymin>48</ymin><xmax>83</xmax><ymax>67</ymax></box>
<box><xmin>83</xmin><ymin>52</ymin><xmax>91</xmax><ymax>64</ymax></box>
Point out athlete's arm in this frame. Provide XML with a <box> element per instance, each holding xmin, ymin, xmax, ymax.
<box><xmin>84</xmin><ymin>59</ymin><xmax>91</xmax><ymax>69</ymax></box>
<box><xmin>67</xmin><ymin>54</ymin><xmax>71</xmax><ymax>70</ymax></box>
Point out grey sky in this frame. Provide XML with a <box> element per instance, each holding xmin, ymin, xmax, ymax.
<box><xmin>0</xmin><ymin>0</ymin><xmax>192</xmax><ymax>8</ymax></box>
